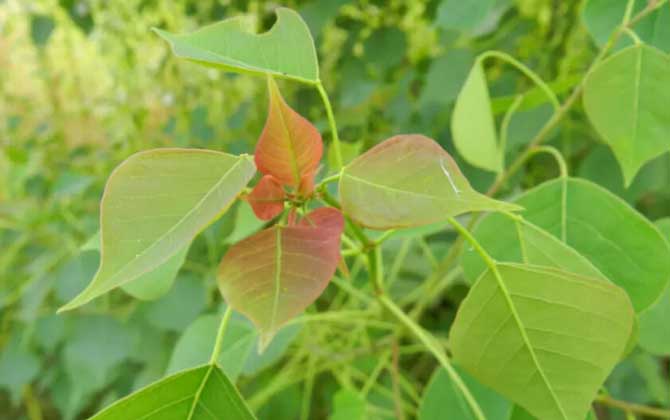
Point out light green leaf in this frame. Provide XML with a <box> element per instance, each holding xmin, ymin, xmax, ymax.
<box><xmin>436</xmin><ymin>0</ymin><xmax>496</xmax><ymax>33</ymax></box>
<box><xmin>583</xmin><ymin>44</ymin><xmax>670</xmax><ymax>185</ymax></box>
<box><xmin>451</xmin><ymin>263</ymin><xmax>634</xmax><ymax>420</ymax></box>
<box><xmin>452</xmin><ymin>60</ymin><xmax>502</xmax><ymax>172</ymax></box>
<box><xmin>90</xmin><ymin>364</ymin><xmax>256</xmax><ymax>419</ymax></box>
<box><xmin>167</xmin><ymin>314</ymin><xmax>256</xmax><ymax>381</ymax></box>
<box><xmin>59</xmin><ymin>149</ymin><xmax>255</xmax><ymax>312</ymax></box>
<box><xmin>154</xmin><ymin>8</ymin><xmax>319</xmax><ymax>84</ymax></box>
<box><xmin>82</xmin><ymin>231</ymin><xmax>190</xmax><ymax>301</ymax></box>
<box><xmin>419</xmin><ymin>366</ymin><xmax>510</xmax><ymax>420</ymax></box>
<box><xmin>462</xmin><ymin>213</ymin><xmax>607</xmax><ymax>284</ymax></box>
<box><xmin>638</xmin><ymin>218</ymin><xmax>670</xmax><ymax>355</ymax></box>
<box><xmin>509</xmin><ymin>178</ymin><xmax>670</xmax><ymax>312</ymax></box>
<box><xmin>339</xmin><ymin>135</ymin><xmax>520</xmax><ymax>230</ymax></box>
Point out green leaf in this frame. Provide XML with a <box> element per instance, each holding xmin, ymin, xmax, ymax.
<box><xmin>154</xmin><ymin>8</ymin><xmax>319</xmax><ymax>84</ymax></box>
<box><xmin>141</xmin><ymin>273</ymin><xmax>208</xmax><ymax>332</ymax></box>
<box><xmin>330</xmin><ymin>389</ymin><xmax>367</xmax><ymax>420</ymax></box>
<box><xmin>219</xmin><ymin>208</ymin><xmax>344</xmax><ymax>348</ymax></box>
<box><xmin>583</xmin><ymin>44</ymin><xmax>670</xmax><ymax>185</ymax></box>
<box><xmin>59</xmin><ymin>149</ymin><xmax>255</xmax><ymax>312</ymax></box>
<box><xmin>513</xmin><ymin>178</ymin><xmax>670</xmax><ymax>312</ymax></box>
<box><xmin>339</xmin><ymin>135</ymin><xmax>520</xmax><ymax>230</ymax></box>
<box><xmin>582</xmin><ymin>0</ymin><xmax>670</xmax><ymax>53</ymax></box>
<box><xmin>638</xmin><ymin>218</ymin><xmax>670</xmax><ymax>355</ymax></box>
<box><xmin>90</xmin><ymin>364</ymin><xmax>256</xmax><ymax>419</ymax></box>
<box><xmin>462</xmin><ymin>213</ymin><xmax>607</xmax><ymax>284</ymax></box>
<box><xmin>419</xmin><ymin>366</ymin><xmax>510</xmax><ymax>420</ymax></box>
<box><xmin>0</xmin><ymin>333</ymin><xmax>40</xmax><ymax>404</ymax></box>
<box><xmin>451</xmin><ymin>263</ymin><xmax>634</xmax><ymax>420</ymax></box>
<box><xmin>167</xmin><ymin>314</ymin><xmax>256</xmax><ymax>381</ymax></box>
<box><xmin>82</xmin><ymin>231</ymin><xmax>190</xmax><ymax>301</ymax></box>
<box><xmin>452</xmin><ymin>60</ymin><xmax>502</xmax><ymax>172</ymax></box>
<box><xmin>436</xmin><ymin>0</ymin><xmax>496</xmax><ymax>34</ymax></box>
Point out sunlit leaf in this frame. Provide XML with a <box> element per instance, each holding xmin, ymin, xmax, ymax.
<box><xmin>247</xmin><ymin>175</ymin><xmax>286</xmax><ymax>221</ymax></box>
<box><xmin>218</xmin><ymin>207</ymin><xmax>344</xmax><ymax>348</ymax></box>
<box><xmin>503</xmin><ymin>177</ymin><xmax>670</xmax><ymax>312</ymax></box>
<box><xmin>452</xmin><ymin>60</ymin><xmax>501</xmax><ymax>173</ymax></box>
<box><xmin>154</xmin><ymin>8</ymin><xmax>319</xmax><ymax>84</ymax></box>
<box><xmin>451</xmin><ymin>263</ymin><xmax>634</xmax><ymax>420</ymax></box>
<box><xmin>638</xmin><ymin>218</ymin><xmax>670</xmax><ymax>356</ymax></box>
<box><xmin>583</xmin><ymin>44</ymin><xmax>670</xmax><ymax>185</ymax></box>
<box><xmin>82</xmin><ymin>231</ymin><xmax>189</xmax><ymax>301</ymax></box>
<box><xmin>330</xmin><ymin>389</ymin><xmax>367</xmax><ymax>420</ymax></box>
<box><xmin>90</xmin><ymin>364</ymin><xmax>256</xmax><ymax>419</ymax></box>
<box><xmin>339</xmin><ymin>135</ymin><xmax>520</xmax><ymax>229</ymax></box>
<box><xmin>419</xmin><ymin>366</ymin><xmax>510</xmax><ymax>420</ymax></box>
<box><xmin>255</xmin><ymin>77</ymin><xmax>323</xmax><ymax>194</ymax></box>
<box><xmin>462</xmin><ymin>213</ymin><xmax>607</xmax><ymax>284</ymax></box>
<box><xmin>59</xmin><ymin>149</ymin><xmax>256</xmax><ymax>312</ymax></box>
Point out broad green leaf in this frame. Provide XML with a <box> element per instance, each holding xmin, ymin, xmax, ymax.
<box><xmin>583</xmin><ymin>45</ymin><xmax>670</xmax><ymax>185</ymax></box>
<box><xmin>436</xmin><ymin>0</ymin><xmax>496</xmax><ymax>33</ymax></box>
<box><xmin>141</xmin><ymin>273</ymin><xmax>207</xmax><ymax>332</ymax></box>
<box><xmin>582</xmin><ymin>0</ymin><xmax>670</xmax><ymax>52</ymax></box>
<box><xmin>339</xmin><ymin>135</ymin><xmax>520</xmax><ymax>229</ymax></box>
<box><xmin>82</xmin><ymin>231</ymin><xmax>189</xmax><ymax>300</ymax></box>
<box><xmin>330</xmin><ymin>389</ymin><xmax>366</xmax><ymax>420</ymax></box>
<box><xmin>452</xmin><ymin>60</ymin><xmax>502</xmax><ymax>172</ymax></box>
<box><xmin>504</xmin><ymin>178</ymin><xmax>670</xmax><ymax>312</ymax></box>
<box><xmin>154</xmin><ymin>8</ymin><xmax>319</xmax><ymax>84</ymax></box>
<box><xmin>419</xmin><ymin>49</ymin><xmax>475</xmax><ymax>109</ymax></box>
<box><xmin>0</xmin><ymin>333</ymin><xmax>40</xmax><ymax>404</ymax></box>
<box><xmin>167</xmin><ymin>314</ymin><xmax>256</xmax><ymax>381</ymax></box>
<box><xmin>638</xmin><ymin>218</ymin><xmax>670</xmax><ymax>355</ymax></box>
<box><xmin>219</xmin><ymin>207</ymin><xmax>344</xmax><ymax>348</ymax></box>
<box><xmin>419</xmin><ymin>366</ymin><xmax>510</xmax><ymax>420</ymax></box>
<box><xmin>59</xmin><ymin>149</ymin><xmax>255</xmax><ymax>312</ymax></box>
<box><xmin>451</xmin><ymin>263</ymin><xmax>634</xmax><ymax>420</ymax></box>
<box><xmin>462</xmin><ymin>213</ymin><xmax>607</xmax><ymax>284</ymax></box>
<box><xmin>90</xmin><ymin>364</ymin><xmax>256</xmax><ymax>419</ymax></box>
<box><xmin>255</xmin><ymin>77</ymin><xmax>322</xmax><ymax>194</ymax></box>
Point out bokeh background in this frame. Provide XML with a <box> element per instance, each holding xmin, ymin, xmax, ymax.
<box><xmin>1</xmin><ymin>0</ymin><xmax>669</xmax><ymax>419</ymax></box>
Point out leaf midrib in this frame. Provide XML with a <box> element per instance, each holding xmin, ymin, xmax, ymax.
<box><xmin>488</xmin><ymin>265</ymin><xmax>569</xmax><ymax>419</ymax></box>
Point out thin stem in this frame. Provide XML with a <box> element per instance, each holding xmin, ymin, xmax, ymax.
<box><xmin>299</xmin><ymin>356</ymin><xmax>316</xmax><ymax>420</ymax></box>
<box><xmin>595</xmin><ymin>394</ymin><xmax>670</xmax><ymax>419</ymax></box>
<box><xmin>316</xmin><ymin>81</ymin><xmax>344</xmax><ymax>170</ymax></box>
<box><xmin>528</xmin><ymin>145</ymin><xmax>568</xmax><ymax>179</ymax></box>
<box><xmin>319</xmin><ymin>172</ymin><xmax>342</xmax><ymax>187</ymax></box>
<box><xmin>378</xmin><ymin>295</ymin><xmax>487</xmax><ymax>420</ymax></box>
<box><xmin>498</xmin><ymin>94</ymin><xmax>524</xmax><ymax>172</ymax></box>
<box><xmin>368</xmin><ymin>247</ymin><xmax>384</xmax><ymax>295</ymax></box>
<box><xmin>209</xmin><ymin>306</ymin><xmax>233</xmax><ymax>364</ymax></box>
<box><xmin>479</xmin><ymin>51</ymin><xmax>560</xmax><ymax>111</ymax></box>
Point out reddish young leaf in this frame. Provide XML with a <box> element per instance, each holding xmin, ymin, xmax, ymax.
<box><xmin>218</xmin><ymin>207</ymin><xmax>344</xmax><ymax>348</ymax></box>
<box><xmin>246</xmin><ymin>175</ymin><xmax>286</xmax><ymax>221</ymax></box>
<box><xmin>254</xmin><ymin>77</ymin><xmax>323</xmax><ymax>195</ymax></box>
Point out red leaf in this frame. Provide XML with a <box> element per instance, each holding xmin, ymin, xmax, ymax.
<box><xmin>254</xmin><ymin>77</ymin><xmax>323</xmax><ymax>194</ymax></box>
<box><xmin>218</xmin><ymin>207</ymin><xmax>344</xmax><ymax>349</ymax></box>
<box><xmin>247</xmin><ymin>175</ymin><xmax>285</xmax><ymax>220</ymax></box>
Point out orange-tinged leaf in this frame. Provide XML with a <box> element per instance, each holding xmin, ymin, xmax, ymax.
<box><xmin>218</xmin><ymin>207</ymin><xmax>343</xmax><ymax>348</ymax></box>
<box><xmin>247</xmin><ymin>175</ymin><xmax>285</xmax><ymax>221</ymax></box>
<box><xmin>254</xmin><ymin>77</ymin><xmax>323</xmax><ymax>194</ymax></box>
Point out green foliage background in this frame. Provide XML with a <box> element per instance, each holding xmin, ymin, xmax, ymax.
<box><xmin>1</xmin><ymin>0</ymin><xmax>669</xmax><ymax>419</ymax></box>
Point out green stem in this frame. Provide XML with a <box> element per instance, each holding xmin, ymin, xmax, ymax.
<box><xmin>595</xmin><ymin>394</ymin><xmax>670</xmax><ymax>419</ymax></box>
<box><xmin>378</xmin><ymin>295</ymin><xmax>487</xmax><ymax>420</ymax></box>
<box><xmin>209</xmin><ymin>306</ymin><xmax>233</xmax><ymax>365</ymax></box>
<box><xmin>528</xmin><ymin>145</ymin><xmax>568</xmax><ymax>179</ymax></box>
<box><xmin>479</xmin><ymin>50</ymin><xmax>560</xmax><ymax>111</ymax></box>
<box><xmin>316</xmin><ymin>81</ymin><xmax>344</xmax><ymax>170</ymax></box>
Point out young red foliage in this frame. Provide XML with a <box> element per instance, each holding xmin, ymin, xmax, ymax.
<box><xmin>254</xmin><ymin>77</ymin><xmax>323</xmax><ymax>196</ymax></box>
<box><xmin>218</xmin><ymin>207</ymin><xmax>343</xmax><ymax>348</ymax></box>
<box><xmin>246</xmin><ymin>175</ymin><xmax>286</xmax><ymax>220</ymax></box>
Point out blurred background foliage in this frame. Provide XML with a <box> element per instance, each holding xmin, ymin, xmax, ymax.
<box><xmin>1</xmin><ymin>0</ymin><xmax>669</xmax><ymax>419</ymax></box>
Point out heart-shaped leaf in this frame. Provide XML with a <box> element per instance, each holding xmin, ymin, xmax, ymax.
<box><xmin>255</xmin><ymin>77</ymin><xmax>323</xmax><ymax>195</ymax></box>
<box><xmin>154</xmin><ymin>8</ymin><xmax>319</xmax><ymax>84</ymax></box>
<box><xmin>218</xmin><ymin>207</ymin><xmax>344</xmax><ymax>348</ymax></box>
<box><xmin>452</xmin><ymin>60</ymin><xmax>502</xmax><ymax>172</ymax></box>
<box><xmin>90</xmin><ymin>364</ymin><xmax>256</xmax><ymax>419</ymax></box>
<box><xmin>339</xmin><ymin>135</ymin><xmax>520</xmax><ymax>230</ymax></box>
<box><xmin>451</xmin><ymin>263</ymin><xmax>634</xmax><ymax>420</ymax></box>
<box><xmin>247</xmin><ymin>175</ymin><xmax>286</xmax><ymax>221</ymax></box>
<box><xmin>59</xmin><ymin>149</ymin><xmax>256</xmax><ymax>312</ymax></box>
<box><xmin>583</xmin><ymin>44</ymin><xmax>670</xmax><ymax>185</ymax></box>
